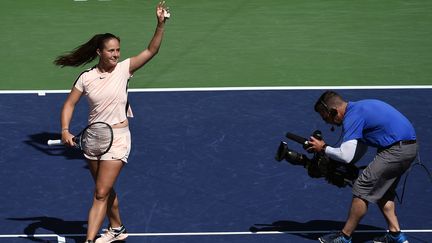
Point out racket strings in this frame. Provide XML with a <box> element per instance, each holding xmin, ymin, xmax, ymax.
<box><xmin>81</xmin><ymin>123</ymin><xmax>113</xmax><ymax>156</ymax></box>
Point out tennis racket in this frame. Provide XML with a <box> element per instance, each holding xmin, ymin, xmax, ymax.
<box><xmin>47</xmin><ymin>122</ymin><xmax>114</xmax><ymax>157</ymax></box>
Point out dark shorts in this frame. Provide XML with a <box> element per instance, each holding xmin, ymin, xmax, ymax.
<box><xmin>352</xmin><ymin>141</ymin><xmax>418</xmax><ymax>203</ymax></box>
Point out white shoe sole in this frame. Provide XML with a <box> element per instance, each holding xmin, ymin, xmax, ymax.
<box><xmin>95</xmin><ymin>233</ymin><xmax>128</xmax><ymax>243</ymax></box>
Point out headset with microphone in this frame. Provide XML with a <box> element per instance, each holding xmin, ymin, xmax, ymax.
<box><xmin>319</xmin><ymin>97</ymin><xmax>337</xmax><ymax>132</ymax></box>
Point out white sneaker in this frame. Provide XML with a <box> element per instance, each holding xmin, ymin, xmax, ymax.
<box><xmin>95</xmin><ymin>225</ymin><xmax>128</xmax><ymax>243</ymax></box>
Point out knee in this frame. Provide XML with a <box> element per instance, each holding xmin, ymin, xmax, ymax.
<box><xmin>382</xmin><ymin>202</ymin><xmax>395</xmax><ymax>213</ymax></box>
<box><xmin>94</xmin><ymin>188</ymin><xmax>112</xmax><ymax>201</ymax></box>
<box><xmin>108</xmin><ymin>191</ymin><xmax>119</xmax><ymax>207</ymax></box>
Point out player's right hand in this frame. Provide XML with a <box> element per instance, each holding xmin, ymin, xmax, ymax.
<box><xmin>61</xmin><ymin>131</ymin><xmax>76</xmax><ymax>147</ymax></box>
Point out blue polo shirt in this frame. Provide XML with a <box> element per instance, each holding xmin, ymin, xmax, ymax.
<box><xmin>343</xmin><ymin>99</ymin><xmax>416</xmax><ymax>148</ymax></box>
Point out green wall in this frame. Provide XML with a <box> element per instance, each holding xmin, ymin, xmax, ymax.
<box><xmin>1</xmin><ymin>0</ymin><xmax>431</xmax><ymax>90</ymax></box>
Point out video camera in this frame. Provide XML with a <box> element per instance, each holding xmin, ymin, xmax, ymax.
<box><xmin>275</xmin><ymin>130</ymin><xmax>359</xmax><ymax>188</ymax></box>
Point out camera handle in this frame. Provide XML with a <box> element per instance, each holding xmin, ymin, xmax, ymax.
<box><xmin>285</xmin><ymin>130</ymin><xmax>323</xmax><ymax>152</ymax></box>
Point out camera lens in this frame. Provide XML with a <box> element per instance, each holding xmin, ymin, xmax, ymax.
<box><xmin>286</xmin><ymin>150</ymin><xmax>307</xmax><ymax>166</ymax></box>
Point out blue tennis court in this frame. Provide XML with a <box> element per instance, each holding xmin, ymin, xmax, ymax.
<box><xmin>0</xmin><ymin>88</ymin><xmax>431</xmax><ymax>243</ymax></box>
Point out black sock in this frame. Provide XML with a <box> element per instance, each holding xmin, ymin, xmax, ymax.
<box><xmin>389</xmin><ymin>231</ymin><xmax>401</xmax><ymax>237</ymax></box>
<box><xmin>341</xmin><ymin>231</ymin><xmax>351</xmax><ymax>239</ymax></box>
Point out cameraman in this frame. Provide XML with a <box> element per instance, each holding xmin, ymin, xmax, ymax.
<box><xmin>308</xmin><ymin>90</ymin><xmax>417</xmax><ymax>243</ymax></box>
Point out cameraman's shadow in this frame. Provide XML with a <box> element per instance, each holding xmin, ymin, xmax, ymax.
<box><xmin>250</xmin><ymin>219</ymin><xmax>384</xmax><ymax>243</ymax></box>
<box><xmin>7</xmin><ymin>216</ymin><xmax>87</xmax><ymax>242</ymax></box>
<box><xmin>24</xmin><ymin>132</ymin><xmax>83</xmax><ymax>160</ymax></box>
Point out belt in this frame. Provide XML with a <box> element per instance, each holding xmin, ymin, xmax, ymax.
<box><xmin>389</xmin><ymin>140</ymin><xmax>416</xmax><ymax>147</ymax></box>
<box><xmin>380</xmin><ymin>140</ymin><xmax>416</xmax><ymax>150</ymax></box>
<box><xmin>400</xmin><ymin>140</ymin><xmax>416</xmax><ymax>145</ymax></box>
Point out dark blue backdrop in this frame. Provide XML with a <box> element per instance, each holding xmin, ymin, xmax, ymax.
<box><xmin>0</xmin><ymin>89</ymin><xmax>431</xmax><ymax>242</ymax></box>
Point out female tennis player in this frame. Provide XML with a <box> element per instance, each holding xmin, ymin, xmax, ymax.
<box><xmin>54</xmin><ymin>2</ymin><xmax>169</xmax><ymax>243</ymax></box>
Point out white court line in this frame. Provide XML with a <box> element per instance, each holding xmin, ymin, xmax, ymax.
<box><xmin>1</xmin><ymin>230</ymin><xmax>431</xmax><ymax>243</ymax></box>
<box><xmin>1</xmin><ymin>229</ymin><xmax>431</xmax><ymax>238</ymax></box>
<box><xmin>126</xmin><ymin>229</ymin><xmax>432</xmax><ymax>236</ymax></box>
<box><xmin>0</xmin><ymin>85</ymin><xmax>432</xmax><ymax>95</ymax></box>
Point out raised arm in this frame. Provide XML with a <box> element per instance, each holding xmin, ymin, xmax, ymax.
<box><xmin>129</xmin><ymin>1</ymin><xmax>169</xmax><ymax>74</ymax></box>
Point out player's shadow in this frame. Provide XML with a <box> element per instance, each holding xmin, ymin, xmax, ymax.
<box><xmin>24</xmin><ymin>132</ymin><xmax>84</xmax><ymax>160</ymax></box>
<box><xmin>7</xmin><ymin>216</ymin><xmax>87</xmax><ymax>243</ymax></box>
<box><xmin>250</xmin><ymin>219</ymin><xmax>385</xmax><ymax>243</ymax></box>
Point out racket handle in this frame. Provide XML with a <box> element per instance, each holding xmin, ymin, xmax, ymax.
<box><xmin>47</xmin><ymin>139</ymin><xmax>63</xmax><ymax>146</ymax></box>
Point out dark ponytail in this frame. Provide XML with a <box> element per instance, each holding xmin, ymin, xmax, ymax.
<box><xmin>54</xmin><ymin>33</ymin><xmax>120</xmax><ymax>67</ymax></box>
